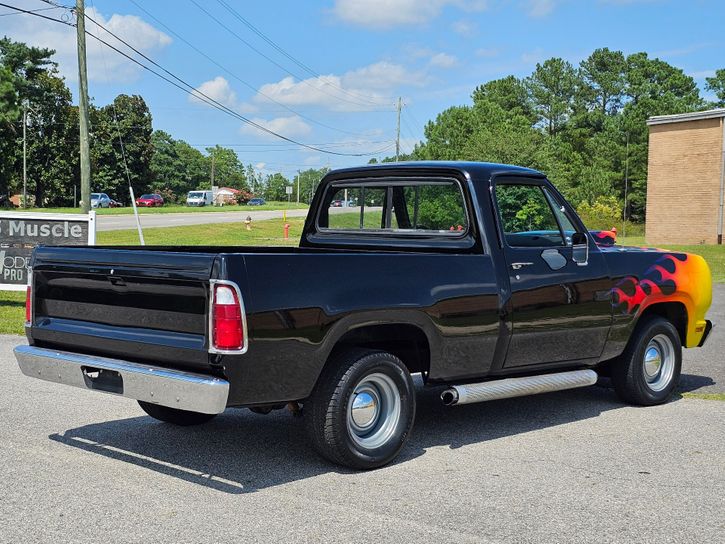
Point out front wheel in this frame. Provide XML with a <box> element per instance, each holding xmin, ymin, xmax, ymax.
<box><xmin>304</xmin><ymin>350</ymin><xmax>416</xmax><ymax>470</ymax></box>
<box><xmin>611</xmin><ymin>316</ymin><xmax>682</xmax><ymax>405</ymax></box>
<box><xmin>138</xmin><ymin>401</ymin><xmax>217</xmax><ymax>426</ymax></box>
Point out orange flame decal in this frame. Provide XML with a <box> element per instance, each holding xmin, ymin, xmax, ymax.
<box><xmin>612</xmin><ymin>254</ymin><xmax>686</xmax><ymax>315</ymax></box>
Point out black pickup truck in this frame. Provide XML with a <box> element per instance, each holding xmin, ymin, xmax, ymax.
<box><xmin>15</xmin><ymin>162</ymin><xmax>713</xmax><ymax>469</ymax></box>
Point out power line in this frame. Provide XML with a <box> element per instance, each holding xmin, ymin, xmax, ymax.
<box><xmin>214</xmin><ymin>0</ymin><xmax>395</xmax><ymax>106</ymax></box>
<box><xmin>187</xmin><ymin>0</ymin><xmax>383</xmax><ymax>110</ymax></box>
<box><xmin>126</xmin><ymin>0</ymin><xmax>376</xmax><ymax>138</ymax></box>
<box><xmin>77</xmin><ymin>10</ymin><xmax>393</xmax><ymax>157</ymax></box>
<box><xmin>0</xmin><ymin>5</ymin><xmax>61</xmax><ymax>17</ymax></box>
<box><xmin>1</xmin><ymin>1</ymin><xmax>395</xmax><ymax>159</ymax></box>
<box><xmin>0</xmin><ymin>1</ymin><xmax>72</xmax><ymax>25</ymax></box>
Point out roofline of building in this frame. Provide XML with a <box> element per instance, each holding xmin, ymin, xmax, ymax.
<box><xmin>647</xmin><ymin>108</ymin><xmax>725</xmax><ymax>126</ymax></box>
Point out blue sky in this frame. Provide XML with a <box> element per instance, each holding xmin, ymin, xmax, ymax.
<box><xmin>3</xmin><ymin>0</ymin><xmax>724</xmax><ymax>179</ymax></box>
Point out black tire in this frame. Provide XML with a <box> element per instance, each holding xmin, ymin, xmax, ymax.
<box><xmin>611</xmin><ymin>316</ymin><xmax>682</xmax><ymax>406</ymax></box>
<box><xmin>138</xmin><ymin>401</ymin><xmax>217</xmax><ymax>426</ymax></box>
<box><xmin>304</xmin><ymin>350</ymin><xmax>416</xmax><ymax>470</ymax></box>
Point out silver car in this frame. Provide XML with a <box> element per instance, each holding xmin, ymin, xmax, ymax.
<box><xmin>90</xmin><ymin>193</ymin><xmax>112</xmax><ymax>208</ymax></box>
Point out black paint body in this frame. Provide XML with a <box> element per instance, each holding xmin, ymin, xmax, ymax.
<box><xmin>25</xmin><ymin>162</ymin><xmax>701</xmax><ymax>407</ymax></box>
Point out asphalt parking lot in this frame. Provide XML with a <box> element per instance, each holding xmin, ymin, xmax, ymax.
<box><xmin>1</xmin><ymin>327</ymin><xmax>723</xmax><ymax>543</ymax></box>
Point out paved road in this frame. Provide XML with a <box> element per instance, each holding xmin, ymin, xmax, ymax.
<box><xmin>97</xmin><ymin>208</ymin><xmax>311</xmax><ymax>231</ymax></box>
<box><xmin>1</xmin><ymin>333</ymin><xmax>723</xmax><ymax>543</ymax></box>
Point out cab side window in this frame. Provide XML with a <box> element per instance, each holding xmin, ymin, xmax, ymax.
<box><xmin>495</xmin><ymin>183</ymin><xmax>565</xmax><ymax>247</ymax></box>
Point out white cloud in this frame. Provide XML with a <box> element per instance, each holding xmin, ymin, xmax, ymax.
<box><xmin>2</xmin><ymin>4</ymin><xmax>171</xmax><ymax>83</ymax></box>
<box><xmin>451</xmin><ymin>19</ymin><xmax>476</xmax><ymax>36</ymax></box>
<box><xmin>239</xmin><ymin>115</ymin><xmax>312</xmax><ymax>139</ymax></box>
<box><xmin>332</xmin><ymin>0</ymin><xmax>488</xmax><ymax>29</ymax></box>
<box><xmin>251</xmin><ymin>61</ymin><xmax>427</xmax><ymax>112</ymax></box>
<box><xmin>189</xmin><ymin>76</ymin><xmax>238</xmax><ymax>109</ymax></box>
<box><xmin>343</xmin><ymin>61</ymin><xmax>427</xmax><ymax>89</ymax></box>
<box><xmin>475</xmin><ymin>47</ymin><xmax>500</xmax><ymax>58</ymax></box>
<box><xmin>429</xmin><ymin>52</ymin><xmax>459</xmax><ymax>69</ymax></box>
<box><xmin>526</xmin><ymin>0</ymin><xmax>557</xmax><ymax>17</ymax></box>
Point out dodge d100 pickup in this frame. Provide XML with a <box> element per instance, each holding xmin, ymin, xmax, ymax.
<box><xmin>15</xmin><ymin>162</ymin><xmax>713</xmax><ymax>469</ymax></box>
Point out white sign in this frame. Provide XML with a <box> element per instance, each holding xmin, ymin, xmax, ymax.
<box><xmin>285</xmin><ymin>186</ymin><xmax>293</xmax><ymax>195</ymax></box>
<box><xmin>0</xmin><ymin>211</ymin><xmax>96</xmax><ymax>291</ymax></box>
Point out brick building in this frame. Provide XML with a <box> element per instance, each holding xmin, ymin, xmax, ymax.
<box><xmin>646</xmin><ymin>109</ymin><xmax>725</xmax><ymax>245</ymax></box>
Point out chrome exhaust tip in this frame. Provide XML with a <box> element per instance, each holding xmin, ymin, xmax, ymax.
<box><xmin>440</xmin><ymin>388</ymin><xmax>459</xmax><ymax>406</ymax></box>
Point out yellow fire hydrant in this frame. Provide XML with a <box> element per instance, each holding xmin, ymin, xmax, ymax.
<box><xmin>244</xmin><ymin>216</ymin><xmax>252</xmax><ymax>231</ymax></box>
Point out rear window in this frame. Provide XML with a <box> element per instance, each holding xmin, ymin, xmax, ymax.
<box><xmin>318</xmin><ymin>179</ymin><xmax>468</xmax><ymax>235</ymax></box>
<box><xmin>188</xmin><ymin>192</ymin><xmax>204</xmax><ymax>198</ymax></box>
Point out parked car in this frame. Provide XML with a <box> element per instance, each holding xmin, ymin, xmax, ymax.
<box><xmin>331</xmin><ymin>199</ymin><xmax>343</xmax><ymax>207</ymax></box>
<box><xmin>247</xmin><ymin>197</ymin><xmax>266</xmax><ymax>206</ymax></box>
<box><xmin>186</xmin><ymin>190</ymin><xmax>214</xmax><ymax>207</ymax></box>
<box><xmin>15</xmin><ymin>162</ymin><xmax>713</xmax><ymax>470</ymax></box>
<box><xmin>90</xmin><ymin>193</ymin><xmax>112</xmax><ymax>208</ymax></box>
<box><xmin>135</xmin><ymin>194</ymin><xmax>164</xmax><ymax>207</ymax></box>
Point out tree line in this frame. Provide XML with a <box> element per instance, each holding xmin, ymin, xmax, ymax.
<box><xmin>0</xmin><ymin>38</ymin><xmax>328</xmax><ymax>207</ymax></box>
<box><xmin>384</xmin><ymin>49</ymin><xmax>725</xmax><ymax>225</ymax></box>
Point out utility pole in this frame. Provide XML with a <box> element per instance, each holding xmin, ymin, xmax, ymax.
<box><xmin>623</xmin><ymin>131</ymin><xmax>629</xmax><ymax>239</ymax></box>
<box><xmin>395</xmin><ymin>97</ymin><xmax>402</xmax><ymax>162</ymax></box>
<box><xmin>296</xmin><ymin>172</ymin><xmax>300</xmax><ymax>204</ymax></box>
<box><xmin>211</xmin><ymin>154</ymin><xmax>215</xmax><ymax>188</ymax></box>
<box><xmin>22</xmin><ymin>101</ymin><xmax>27</xmax><ymax>208</ymax></box>
<box><xmin>76</xmin><ymin>0</ymin><xmax>91</xmax><ymax>213</ymax></box>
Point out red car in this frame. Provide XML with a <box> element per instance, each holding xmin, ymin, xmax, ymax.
<box><xmin>135</xmin><ymin>194</ymin><xmax>164</xmax><ymax>207</ymax></box>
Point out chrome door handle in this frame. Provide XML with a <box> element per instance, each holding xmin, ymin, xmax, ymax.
<box><xmin>511</xmin><ymin>262</ymin><xmax>534</xmax><ymax>270</ymax></box>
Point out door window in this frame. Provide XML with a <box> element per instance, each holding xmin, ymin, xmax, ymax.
<box><xmin>543</xmin><ymin>188</ymin><xmax>577</xmax><ymax>246</ymax></box>
<box><xmin>495</xmin><ymin>183</ymin><xmax>565</xmax><ymax>247</ymax></box>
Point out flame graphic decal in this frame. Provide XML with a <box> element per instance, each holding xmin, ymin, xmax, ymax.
<box><xmin>611</xmin><ymin>251</ymin><xmax>711</xmax><ymax>347</ymax></box>
<box><xmin>612</xmin><ymin>253</ymin><xmax>701</xmax><ymax>315</ymax></box>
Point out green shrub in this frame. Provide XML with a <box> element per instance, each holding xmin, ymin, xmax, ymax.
<box><xmin>576</xmin><ymin>196</ymin><xmax>621</xmax><ymax>231</ymax></box>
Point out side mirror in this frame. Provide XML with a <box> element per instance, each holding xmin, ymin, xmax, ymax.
<box><xmin>572</xmin><ymin>232</ymin><xmax>588</xmax><ymax>266</ymax></box>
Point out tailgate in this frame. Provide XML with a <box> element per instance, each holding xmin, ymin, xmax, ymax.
<box><xmin>28</xmin><ymin>246</ymin><xmax>218</xmax><ymax>371</ymax></box>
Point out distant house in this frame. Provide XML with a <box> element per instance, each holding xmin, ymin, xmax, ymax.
<box><xmin>215</xmin><ymin>187</ymin><xmax>240</xmax><ymax>205</ymax></box>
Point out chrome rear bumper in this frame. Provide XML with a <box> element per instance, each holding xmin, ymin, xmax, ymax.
<box><xmin>14</xmin><ymin>345</ymin><xmax>229</xmax><ymax>414</ymax></box>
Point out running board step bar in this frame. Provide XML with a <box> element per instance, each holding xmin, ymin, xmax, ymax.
<box><xmin>441</xmin><ymin>369</ymin><xmax>598</xmax><ymax>406</ymax></box>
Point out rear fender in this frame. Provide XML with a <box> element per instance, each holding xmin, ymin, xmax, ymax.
<box><xmin>612</xmin><ymin>252</ymin><xmax>711</xmax><ymax>348</ymax></box>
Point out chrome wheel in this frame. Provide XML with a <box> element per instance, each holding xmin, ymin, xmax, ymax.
<box><xmin>643</xmin><ymin>334</ymin><xmax>675</xmax><ymax>392</ymax></box>
<box><xmin>346</xmin><ymin>373</ymin><xmax>401</xmax><ymax>450</ymax></box>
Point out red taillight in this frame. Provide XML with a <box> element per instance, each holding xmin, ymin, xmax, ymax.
<box><xmin>25</xmin><ymin>285</ymin><xmax>32</xmax><ymax>324</ymax></box>
<box><xmin>211</xmin><ymin>284</ymin><xmax>244</xmax><ymax>351</ymax></box>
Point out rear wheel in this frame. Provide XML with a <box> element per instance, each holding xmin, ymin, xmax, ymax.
<box><xmin>304</xmin><ymin>350</ymin><xmax>416</xmax><ymax>470</ymax></box>
<box><xmin>611</xmin><ymin>317</ymin><xmax>682</xmax><ymax>405</ymax></box>
<box><xmin>138</xmin><ymin>401</ymin><xmax>216</xmax><ymax>426</ymax></box>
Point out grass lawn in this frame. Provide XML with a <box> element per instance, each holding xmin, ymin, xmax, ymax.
<box><xmin>681</xmin><ymin>392</ymin><xmax>725</xmax><ymax>401</ymax></box>
<box><xmin>0</xmin><ymin>291</ymin><xmax>25</xmax><ymax>335</ymax></box>
<box><xmin>98</xmin><ymin>216</ymin><xmax>305</xmax><ymax>246</ymax></box>
<box><xmin>12</xmin><ymin>201</ymin><xmax>309</xmax><ymax>215</ymax></box>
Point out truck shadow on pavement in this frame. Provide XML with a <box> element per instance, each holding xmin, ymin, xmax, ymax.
<box><xmin>47</xmin><ymin>377</ymin><xmax>708</xmax><ymax>494</ymax></box>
